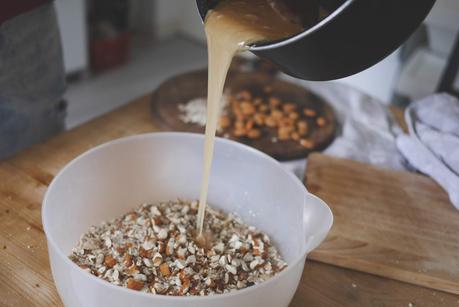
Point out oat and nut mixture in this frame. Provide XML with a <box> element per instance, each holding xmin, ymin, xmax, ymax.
<box><xmin>69</xmin><ymin>200</ymin><xmax>287</xmax><ymax>296</ymax></box>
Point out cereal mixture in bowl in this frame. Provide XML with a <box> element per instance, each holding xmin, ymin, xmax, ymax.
<box><xmin>69</xmin><ymin>200</ymin><xmax>287</xmax><ymax>296</ymax></box>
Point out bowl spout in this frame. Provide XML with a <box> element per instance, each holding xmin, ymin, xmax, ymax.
<box><xmin>303</xmin><ymin>194</ymin><xmax>333</xmax><ymax>254</ymax></box>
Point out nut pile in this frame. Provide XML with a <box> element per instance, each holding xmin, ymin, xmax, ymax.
<box><xmin>69</xmin><ymin>200</ymin><xmax>287</xmax><ymax>296</ymax></box>
<box><xmin>219</xmin><ymin>88</ymin><xmax>327</xmax><ymax>148</ymax></box>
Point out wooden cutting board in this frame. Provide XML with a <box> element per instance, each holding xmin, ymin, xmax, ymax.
<box><xmin>305</xmin><ymin>153</ymin><xmax>459</xmax><ymax>295</ymax></box>
<box><xmin>150</xmin><ymin>69</ymin><xmax>336</xmax><ymax>161</ymax></box>
<box><xmin>1</xmin><ymin>96</ymin><xmax>458</xmax><ymax>306</ymax></box>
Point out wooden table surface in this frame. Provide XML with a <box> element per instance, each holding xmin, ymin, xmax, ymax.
<box><xmin>1</xmin><ymin>95</ymin><xmax>458</xmax><ymax>307</ymax></box>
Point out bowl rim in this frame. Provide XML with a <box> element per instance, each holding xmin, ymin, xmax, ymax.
<box><xmin>42</xmin><ymin>131</ymin><xmax>332</xmax><ymax>301</ymax></box>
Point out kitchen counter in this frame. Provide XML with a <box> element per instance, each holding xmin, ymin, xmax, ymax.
<box><xmin>0</xmin><ymin>95</ymin><xmax>458</xmax><ymax>306</ymax></box>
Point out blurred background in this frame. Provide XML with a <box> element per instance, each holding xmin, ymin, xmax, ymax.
<box><xmin>58</xmin><ymin>0</ymin><xmax>459</xmax><ymax>129</ymax></box>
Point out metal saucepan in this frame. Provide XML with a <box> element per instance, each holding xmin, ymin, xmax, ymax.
<box><xmin>196</xmin><ymin>0</ymin><xmax>436</xmax><ymax>81</ymax></box>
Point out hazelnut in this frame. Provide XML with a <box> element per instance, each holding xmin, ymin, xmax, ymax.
<box><xmin>258</xmin><ymin>105</ymin><xmax>269</xmax><ymax>113</ymax></box>
<box><xmin>265</xmin><ymin>117</ymin><xmax>277</xmax><ymax>128</ymax></box>
<box><xmin>231</xmin><ymin>100</ymin><xmax>241</xmax><ymax>110</ymax></box>
<box><xmin>116</xmin><ymin>247</ymin><xmax>126</xmax><ymax>254</ymax></box>
<box><xmin>160</xmin><ymin>263</ymin><xmax>171</xmax><ymax>277</ymax></box>
<box><xmin>247</xmin><ymin>129</ymin><xmax>261</xmax><ymax>139</ymax></box>
<box><xmin>241</xmin><ymin>102</ymin><xmax>256</xmax><ymax>115</ymax></box>
<box><xmin>300</xmin><ymin>139</ymin><xmax>314</xmax><ymax>149</ymax></box>
<box><xmin>297</xmin><ymin>121</ymin><xmax>308</xmax><ymax>136</ymax></box>
<box><xmin>157</xmin><ymin>241</ymin><xmax>165</xmax><ymax>253</ymax></box>
<box><xmin>152</xmin><ymin>252</ymin><xmax>163</xmax><ymax>266</ymax></box>
<box><xmin>278</xmin><ymin>128</ymin><xmax>291</xmax><ymax>141</ymax></box>
<box><xmin>278</xmin><ymin>125</ymin><xmax>293</xmax><ymax>134</ymax></box>
<box><xmin>303</xmin><ymin>108</ymin><xmax>317</xmax><ymax>117</ymax></box>
<box><xmin>285</xmin><ymin>117</ymin><xmax>296</xmax><ymax>125</ymax></box>
<box><xmin>152</xmin><ymin>216</ymin><xmax>162</xmax><ymax>226</ymax></box>
<box><xmin>235</xmin><ymin>113</ymin><xmax>244</xmax><ymax>121</ymax></box>
<box><xmin>124</xmin><ymin>254</ymin><xmax>133</xmax><ymax>267</ymax></box>
<box><xmin>291</xmin><ymin>132</ymin><xmax>300</xmax><ymax>141</ymax></box>
<box><xmin>127</xmin><ymin>278</ymin><xmax>144</xmax><ymax>291</ymax></box>
<box><xmin>268</xmin><ymin>97</ymin><xmax>280</xmax><ymax>108</ymax></box>
<box><xmin>282</xmin><ymin>103</ymin><xmax>296</xmax><ymax>113</ymax></box>
<box><xmin>126</xmin><ymin>265</ymin><xmax>139</xmax><ymax>275</ymax></box>
<box><xmin>254</xmin><ymin>113</ymin><xmax>265</xmax><ymax>125</ymax></box>
<box><xmin>271</xmin><ymin>110</ymin><xmax>283</xmax><ymax>120</ymax></box>
<box><xmin>288</xmin><ymin>112</ymin><xmax>299</xmax><ymax>120</ymax></box>
<box><xmin>316</xmin><ymin>117</ymin><xmax>326</xmax><ymax>127</ymax></box>
<box><xmin>104</xmin><ymin>255</ymin><xmax>117</xmax><ymax>268</ymax></box>
<box><xmin>139</xmin><ymin>248</ymin><xmax>152</xmax><ymax>258</ymax></box>
<box><xmin>235</xmin><ymin>121</ymin><xmax>245</xmax><ymax>130</ymax></box>
<box><xmin>253</xmin><ymin>98</ymin><xmax>263</xmax><ymax>106</ymax></box>
<box><xmin>219</xmin><ymin>116</ymin><xmax>231</xmax><ymax>129</ymax></box>
<box><xmin>245</xmin><ymin>119</ymin><xmax>255</xmax><ymax>130</ymax></box>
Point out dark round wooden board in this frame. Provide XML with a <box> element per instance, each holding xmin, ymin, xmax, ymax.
<box><xmin>150</xmin><ymin>69</ymin><xmax>336</xmax><ymax>161</ymax></box>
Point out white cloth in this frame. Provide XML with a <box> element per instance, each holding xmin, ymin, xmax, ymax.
<box><xmin>277</xmin><ymin>78</ymin><xmax>459</xmax><ymax>210</ymax></box>
<box><xmin>279</xmin><ymin>78</ymin><xmax>406</xmax><ymax>178</ymax></box>
<box><xmin>396</xmin><ymin>93</ymin><xmax>459</xmax><ymax>210</ymax></box>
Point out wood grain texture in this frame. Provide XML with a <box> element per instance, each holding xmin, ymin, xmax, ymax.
<box><xmin>305</xmin><ymin>153</ymin><xmax>459</xmax><ymax>295</ymax></box>
<box><xmin>150</xmin><ymin>69</ymin><xmax>336</xmax><ymax>160</ymax></box>
<box><xmin>0</xmin><ymin>96</ymin><xmax>157</xmax><ymax>307</ymax></box>
<box><xmin>1</xmin><ymin>95</ymin><xmax>457</xmax><ymax>306</ymax></box>
<box><xmin>292</xmin><ymin>261</ymin><xmax>459</xmax><ymax>307</ymax></box>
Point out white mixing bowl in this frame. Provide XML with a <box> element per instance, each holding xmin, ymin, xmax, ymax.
<box><xmin>42</xmin><ymin>132</ymin><xmax>332</xmax><ymax>307</ymax></box>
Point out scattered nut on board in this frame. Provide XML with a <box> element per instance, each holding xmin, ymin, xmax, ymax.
<box><xmin>219</xmin><ymin>89</ymin><xmax>328</xmax><ymax>148</ymax></box>
<box><xmin>178</xmin><ymin>88</ymin><xmax>330</xmax><ymax>150</ymax></box>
